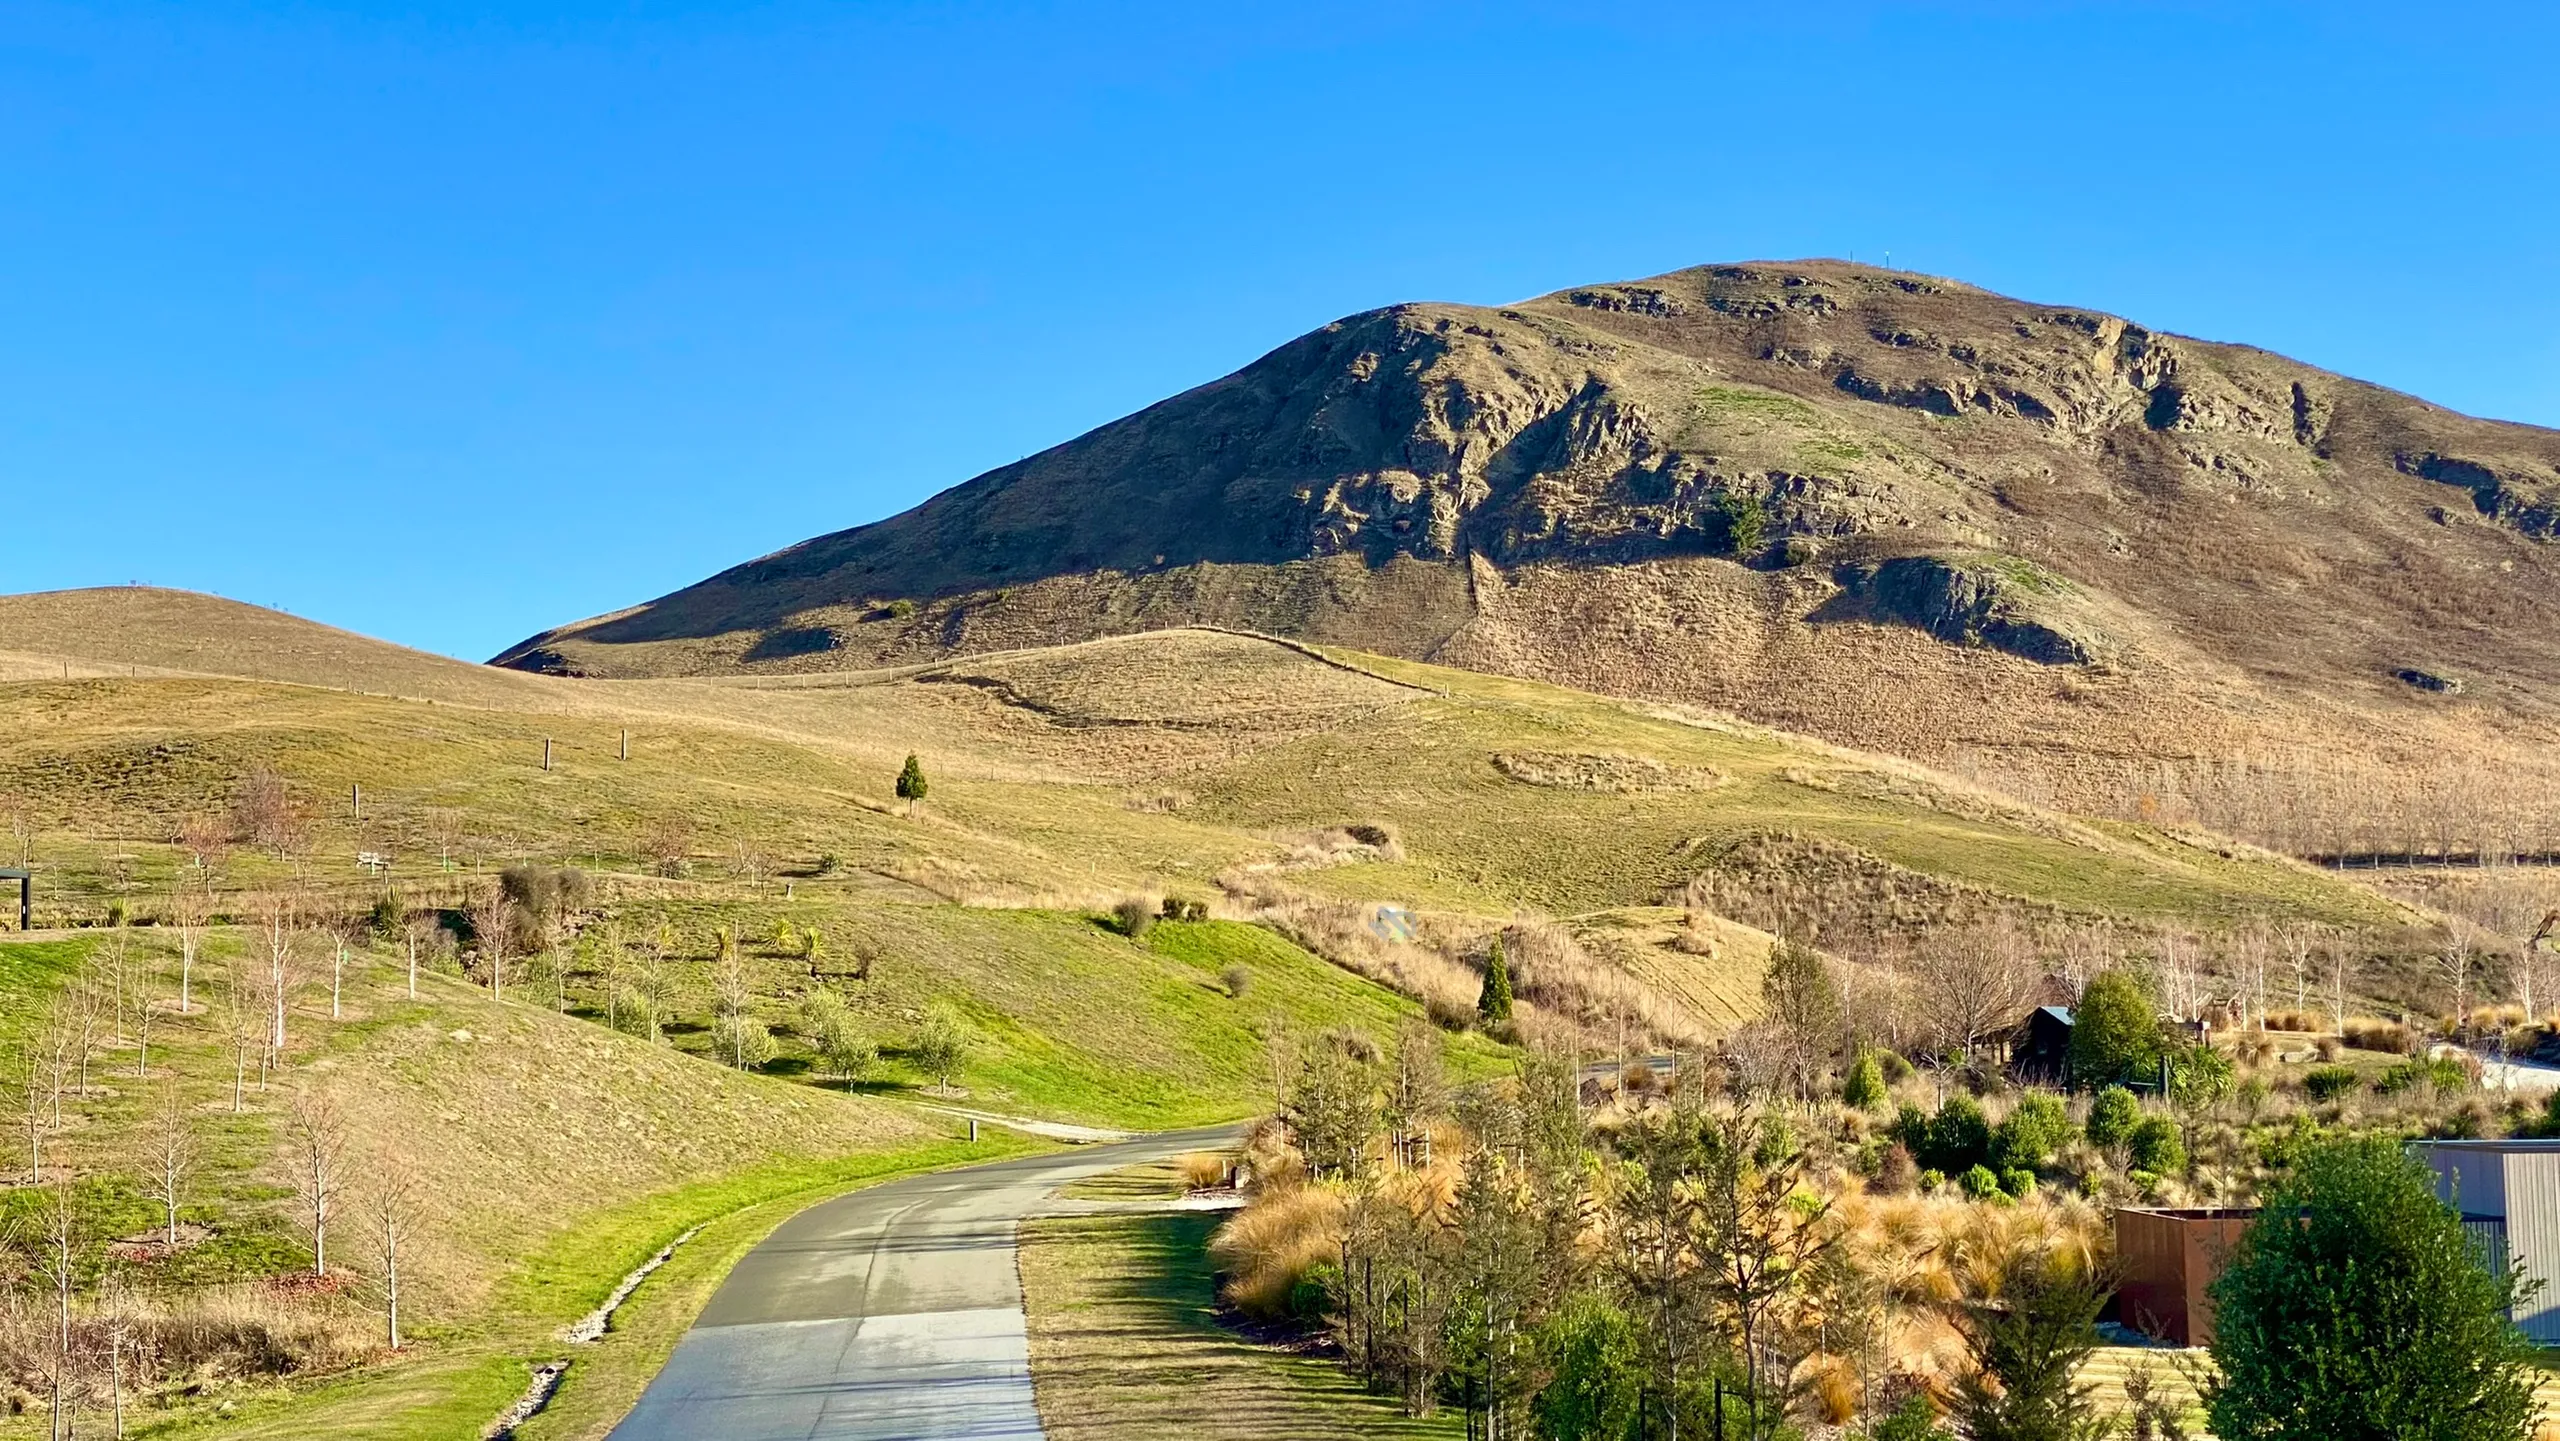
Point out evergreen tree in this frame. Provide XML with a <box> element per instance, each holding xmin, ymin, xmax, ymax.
<box><xmin>895</xmin><ymin>754</ymin><xmax>930</xmax><ymax>817</ymax></box>
<box><xmin>1947</xmin><ymin>1241</ymin><xmax>2114</xmax><ymax>1441</ymax></box>
<box><xmin>1479</xmin><ymin>936</ymin><xmax>1515</xmax><ymax>1025</ymax></box>
<box><xmin>2069</xmin><ymin>969</ymin><xmax>2160</xmax><ymax>1089</ymax></box>
<box><xmin>1762</xmin><ymin>936</ymin><xmax>1842</xmax><ymax>1098</ymax></box>
<box><xmin>1842</xmin><ymin>1047</ymin><xmax>1889</xmax><ymax>1110</ymax></box>
<box><xmin>2205</xmin><ymin>1135</ymin><xmax>2539</xmax><ymax>1441</ymax></box>
<box><xmin>2084</xmin><ymin>1086</ymin><xmax>2141</xmax><ymax>1151</ymax></box>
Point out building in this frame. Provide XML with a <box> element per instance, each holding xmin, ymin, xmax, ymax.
<box><xmin>2009</xmin><ymin>1005</ymin><xmax>2073</xmax><ymax>1085</ymax></box>
<box><xmin>2409</xmin><ymin>1138</ymin><xmax>2560</xmax><ymax>1343</ymax></box>
<box><xmin>2114</xmin><ymin>1207</ymin><xmax>2256</xmax><ymax>1346</ymax></box>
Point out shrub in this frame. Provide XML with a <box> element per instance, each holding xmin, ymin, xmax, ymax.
<box><xmin>1220</xmin><ymin>963</ymin><xmax>1252</xmax><ymax>999</ymax></box>
<box><xmin>1843</xmin><ymin>1048</ymin><xmax>1888</xmax><ymax>1110</ymax></box>
<box><xmin>1907</xmin><ymin>1096</ymin><xmax>1992</xmax><ymax>1177</ymax></box>
<box><xmin>2303</xmin><ymin>1065</ymin><xmax>2359</xmax><ymax>1102</ymax></box>
<box><xmin>2086</xmin><ymin>1086</ymin><xmax>2141</xmax><ymax>1150</ymax></box>
<box><xmin>712</xmin><ymin>1013</ymin><xmax>777</xmax><ymax>1070</ymax></box>
<box><xmin>1874</xmin><ymin>1395</ymin><xmax>1953</xmax><ymax>1441</ymax></box>
<box><xmin>1875</xmin><ymin>1142</ymin><xmax>1919</xmax><ymax>1194</ymax></box>
<box><xmin>815</xmin><ymin>853</ymin><xmax>842</xmax><ymax>875</ymax></box>
<box><xmin>365</xmin><ymin>892</ymin><xmax>404</xmax><ymax>941</ymax></box>
<box><xmin>1959</xmin><ymin>1164</ymin><xmax>2003</xmax><ymax>1200</ymax></box>
<box><xmin>1160</xmin><ymin>896</ymin><xmax>1209</xmax><ymax>922</ymax></box>
<box><xmin>2128</xmin><ymin>1116</ymin><xmax>2186</xmax><ymax>1174</ymax></box>
<box><xmin>1111</xmin><ymin>896</ymin><xmax>1156</xmax><ymax>939</ymax></box>
<box><xmin>1991</xmin><ymin>1091</ymin><xmax>2072</xmax><ymax>1173</ymax></box>
<box><xmin>1715</xmin><ymin>486</ymin><xmax>1768</xmax><ymax>555</ymax></box>
<box><xmin>1210</xmin><ymin>1185</ymin><xmax>1346</xmax><ymax>1317</ymax></box>
<box><xmin>1178</xmin><ymin>1152</ymin><xmax>1232</xmax><ymax>1191</ymax></box>
<box><xmin>1877</xmin><ymin>1049</ymin><xmax>1914</xmax><ymax>1082</ymax></box>
<box><xmin>1533</xmin><ymin>1296</ymin><xmax>1646</xmax><ymax>1441</ymax></box>
<box><xmin>609</xmin><ymin>988</ymin><xmax>655</xmax><ymax>1039</ymax></box>
<box><xmin>801</xmin><ymin>991</ymin><xmax>876</xmax><ymax>1081</ymax></box>
<box><xmin>2001</xmin><ymin>1168</ymin><xmax>2037</xmax><ymax>1199</ymax></box>
<box><xmin>2315</xmin><ymin>1035</ymin><xmax>2343</xmax><ymax>1061</ymax></box>
<box><xmin>2378</xmin><ymin>1056</ymin><xmax>2470</xmax><ymax>1097</ymax></box>
<box><xmin>2072</xmin><ymin>969</ymin><xmax>2162</xmax><ymax>1088</ymax></box>
<box><xmin>2205</xmin><ymin>1135</ymin><xmax>2540</xmax><ymax>1441</ymax></box>
<box><xmin>1919</xmin><ymin>1168</ymin><xmax>1947</xmax><ymax>1192</ymax></box>
<box><xmin>2169</xmin><ymin>1044</ymin><xmax>2236</xmax><ymax>1114</ymax></box>
<box><xmin>911</xmin><ymin>1003</ymin><xmax>974</xmax><ymax>1088</ymax></box>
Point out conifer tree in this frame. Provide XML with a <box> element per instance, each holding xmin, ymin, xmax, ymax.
<box><xmin>1479</xmin><ymin>936</ymin><xmax>1514</xmax><ymax>1025</ymax></box>
<box><xmin>895</xmin><ymin>754</ymin><xmax>929</xmax><ymax>817</ymax></box>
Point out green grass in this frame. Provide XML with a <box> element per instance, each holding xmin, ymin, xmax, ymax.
<box><xmin>1021</xmin><ymin>1208</ymin><xmax>1465</xmax><ymax>1440</ymax></box>
<box><xmin>140</xmin><ymin>1133</ymin><xmax>1046</xmax><ymax>1441</ymax></box>
<box><xmin>577</xmin><ymin>905</ymin><xmax>1508</xmax><ymax>1128</ymax></box>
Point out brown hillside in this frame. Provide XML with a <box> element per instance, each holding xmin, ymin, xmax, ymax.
<box><xmin>493</xmin><ymin>261</ymin><xmax>2560</xmax><ymax>841</ymax></box>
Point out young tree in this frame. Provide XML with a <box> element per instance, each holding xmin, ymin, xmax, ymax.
<box><xmin>895</xmin><ymin>754</ymin><xmax>930</xmax><ymax>818</ymax></box>
<box><xmin>33</xmin><ymin>1179</ymin><xmax>80</xmax><ymax>1441</ymax></box>
<box><xmin>1692</xmin><ymin>1107</ymin><xmax>1839</xmax><ymax>1436</ymax></box>
<box><xmin>912</xmin><ymin>1002</ymin><xmax>974</xmax><ymax>1090</ymax></box>
<box><xmin>402</xmin><ymin>912</ymin><xmax>435</xmax><ymax>1000</ymax></box>
<box><xmin>366</xmin><ymin>1145</ymin><xmax>420</xmax><ymax>1350</ymax></box>
<box><xmin>1285</xmin><ymin>1031</ymin><xmax>1377</xmax><ymax>1180</ymax></box>
<box><xmin>144</xmin><ymin>1077</ymin><xmax>197</xmax><ymax>1246</ymax></box>
<box><xmin>1946</xmin><ymin>1232</ymin><xmax>2114</xmax><ymax>1441</ymax></box>
<box><xmin>289</xmin><ymin>1089</ymin><xmax>348</xmax><ymax>1277</ymax></box>
<box><xmin>1478</xmin><ymin>936</ymin><xmax>1515</xmax><ymax>1025</ymax></box>
<box><xmin>800</xmin><ymin>989</ymin><xmax>877</xmax><ymax>1083</ymax></box>
<box><xmin>1762</xmin><ymin>937</ymin><xmax>1842</xmax><ymax>1100</ymax></box>
<box><xmin>131</xmin><ymin>968</ymin><xmax>161</xmax><ymax>1079</ymax></box>
<box><xmin>15</xmin><ymin>1035</ymin><xmax>49</xmax><ymax>1180</ymax></box>
<box><xmin>222</xmin><ymin>957</ymin><xmax>261</xmax><ymax>1112</ymax></box>
<box><xmin>1605</xmin><ymin>1104</ymin><xmax>1713</xmax><ymax>1437</ymax></box>
<box><xmin>252</xmin><ymin>891</ymin><xmax>299</xmax><ymax>1053</ymax></box>
<box><xmin>2205</xmin><ymin>1136</ymin><xmax>2540</xmax><ymax>1441</ymax></box>
<box><xmin>2069</xmin><ymin>969</ymin><xmax>2161</xmax><ymax>1090</ymax></box>
<box><xmin>468</xmin><ymin>884</ymin><xmax>515</xmax><ymax>1004</ymax></box>
<box><xmin>1381</xmin><ymin>1019</ymin><xmax>1447</xmax><ymax>1170</ymax></box>
<box><xmin>169</xmin><ymin>879</ymin><xmax>210</xmax><ymax>1013</ymax></box>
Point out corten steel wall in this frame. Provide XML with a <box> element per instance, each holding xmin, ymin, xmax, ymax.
<box><xmin>2115</xmin><ymin>1209</ymin><xmax>2256</xmax><ymax>1346</ymax></box>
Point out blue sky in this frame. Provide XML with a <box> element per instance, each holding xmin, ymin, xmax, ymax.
<box><xmin>4</xmin><ymin>1</ymin><xmax>2555</xmax><ymax>660</ymax></box>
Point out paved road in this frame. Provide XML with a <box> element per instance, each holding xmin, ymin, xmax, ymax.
<box><xmin>606</xmin><ymin>1125</ymin><xmax>1240</xmax><ymax>1441</ymax></box>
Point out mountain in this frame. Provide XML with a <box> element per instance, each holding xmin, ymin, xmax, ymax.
<box><xmin>494</xmin><ymin>260</ymin><xmax>2560</xmax><ymax>835</ymax></box>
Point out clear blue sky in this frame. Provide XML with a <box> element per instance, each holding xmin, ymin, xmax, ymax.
<box><xmin>5</xmin><ymin>2</ymin><xmax>2555</xmax><ymax>661</ymax></box>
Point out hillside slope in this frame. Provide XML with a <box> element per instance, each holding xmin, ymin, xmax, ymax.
<box><xmin>492</xmin><ymin>260</ymin><xmax>2560</xmax><ymax>835</ymax></box>
<box><xmin>0</xmin><ymin>609</ymin><xmax>2416</xmax><ymax>1045</ymax></box>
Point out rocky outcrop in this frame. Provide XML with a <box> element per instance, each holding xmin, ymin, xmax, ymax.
<box><xmin>1824</xmin><ymin>555</ymin><xmax>2102</xmax><ymax>666</ymax></box>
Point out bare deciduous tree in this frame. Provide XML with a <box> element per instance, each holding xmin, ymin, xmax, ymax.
<box><xmin>402</xmin><ymin>913</ymin><xmax>436</xmax><ymax>1001</ymax></box>
<box><xmin>366</xmin><ymin>1144</ymin><xmax>421</xmax><ymax>1350</ymax></box>
<box><xmin>34</xmin><ymin>1179</ymin><xmax>80</xmax><ymax>1441</ymax></box>
<box><xmin>1904</xmin><ymin>921</ymin><xmax>2039</xmax><ymax>1060</ymax></box>
<box><xmin>288</xmin><ymin>1089</ymin><xmax>348</xmax><ymax>1277</ymax></box>
<box><xmin>468</xmin><ymin>885</ymin><xmax>516</xmax><ymax>1004</ymax></box>
<box><xmin>169</xmin><ymin>880</ymin><xmax>210</xmax><ymax>1013</ymax></box>
<box><xmin>251</xmin><ymin>891</ymin><xmax>300</xmax><ymax>1055</ymax></box>
<box><xmin>144</xmin><ymin>1078</ymin><xmax>196</xmax><ymax>1247</ymax></box>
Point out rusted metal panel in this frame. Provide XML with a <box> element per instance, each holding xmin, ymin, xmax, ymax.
<box><xmin>2115</xmin><ymin>1208</ymin><xmax>2256</xmax><ymax>1346</ymax></box>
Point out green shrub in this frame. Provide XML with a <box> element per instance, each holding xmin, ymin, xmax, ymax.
<box><xmin>2204</xmin><ymin>1135</ymin><xmax>2540</xmax><ymax>1440</ymax></box>
<box><xmin>1960</xmin><ymin>1164</ymin><xmax>2003</xmax><ymax>1200</ymax></box>
<box><xmin>2128</xmin><ymin>1116</ymin><xmax>2186</xmax><ymax>1174</ymax></box>
<box><xmin>1992</xmin><ymin>1091</ymin><xmax>2072</xmax><ymax>1173</ymax></box>
<box><xmin>2001</xmin><ymin>1168</ymin><xmax>2038</xmax><ymax>1199</ymax></box>
<box><xmin>1843</xmin><ymin>1049</ymin><xmax>1888</xmax><ymax>1111</ymax></box>
<box><xmin>912</xmin><ymin>1002</ymin><xmax>974</xmax><ymax>1088</ymax></box>
<box><xmin>1912</xmin><ymin>1096</ymin><xmax>1992</xmax><ymax>1176</ymax></box>
<box><xmin>1874</xmin><ymin>1395</ymin><xmax>1953</xmax><ymax>1441</ymax></box>
<box><xmin>1919</xmin><ymin>1168</ymin><xmax>1947</xmax><ymax>1192</ymax></box>
<box><xmin>1715</xmin><ymin>487</ymin><xmax>1768</xmax><ymax>555</ymax></box>
<box><xmin>2303</xmin><ymin>1065</ymin><xmax>2360</xmax><ymax>1102</ymax></box>
<box><xmin>1220</xmin><ymin>963</ymin><xmax>1252</xmax><ymax>1000</ymax></box>
<box><xmin>2169</xmin><ymin>1044</ymin><xmax>2236</xmax><ymax>1113</ymax></box>
<box><xmin>2071</xmin><ymin>970</ymin><xmax>2161</xmax><ymax>1088</ymax></box>
<box><xmin>2086</xmin><ymin>1086</ymin><xmax>2141</xmax><ymax>1150</ymax></box>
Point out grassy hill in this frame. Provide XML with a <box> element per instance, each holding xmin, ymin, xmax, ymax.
<box><xmin>488</xmin><ymin>260</ymin><xmax>2560</xmax><ymax>858</ymax></box>
<box><xmin>0</xmin><ymin>593</ymin><xmax>2414</xmax><ymax>1043</ymax></box>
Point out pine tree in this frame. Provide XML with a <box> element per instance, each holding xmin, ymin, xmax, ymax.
<box><xmin>895</xmin><ymin>754</ymin><xmax>930</xmax><ymax>817</ymax></box>
<box><xmin>1478</xmin><ymin>936</ymin><xmax>1515</xmax><ymax>1025</ymax></box>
